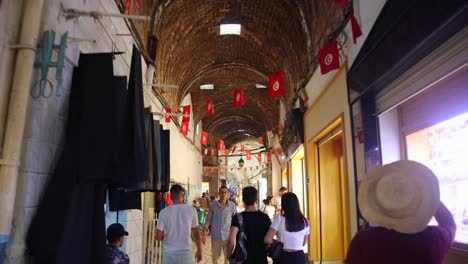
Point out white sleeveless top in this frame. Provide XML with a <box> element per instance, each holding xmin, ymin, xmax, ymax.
<box><xmin>270</xmin><ymin>216</ymin><xmax>310</xmax><ymax>250</ymax></box>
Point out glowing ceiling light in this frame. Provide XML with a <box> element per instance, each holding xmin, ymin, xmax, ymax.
<box><xmin>220</xmin><ymin>24</ymin><xmax>241</xmax><ymax>35</ymax></box>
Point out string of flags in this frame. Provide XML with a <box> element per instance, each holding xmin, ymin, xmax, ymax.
<box><xmin>161</xmin><ymin>0</ymin><xmax>363</xmax><ymax>149</ymax></box>
<box><xmin>125</xmin><ymin>0</ymin><xmax>141</xmax><ymax>13</ymax></box>
<box><xmin>204</xmin><ymin>163</ymin><xmax>268</xmax><ymax>172</ymax></box>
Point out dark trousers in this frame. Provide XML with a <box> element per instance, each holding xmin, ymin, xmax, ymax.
<box><xmin>274</xmin><ymin>250</ymin><xmax>306</xmax><ymax>264</ymax></box>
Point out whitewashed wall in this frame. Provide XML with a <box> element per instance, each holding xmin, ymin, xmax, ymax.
<box><xmin>2</xmin><ymin>0</ymin><xmax>147</xmax><ymax>263</ymax></box>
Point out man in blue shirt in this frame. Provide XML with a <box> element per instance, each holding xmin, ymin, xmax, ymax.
<box><xmin>105</xmin><ymin>223</ymin><xmax>130</xmax><ymax>264</ymax></box>
<box><xmin>203</xmin><ymin>186</ymin><xmax>237</xmax><ymax>264</ymax></box>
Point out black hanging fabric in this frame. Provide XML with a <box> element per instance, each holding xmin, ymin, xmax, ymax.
<box><xmin>160</xmin><ymin>127</ymin><xmax>170</xmax><ymax>192</ymax></box>
<box><xmin>108</xmin><ymin>187</ymin><xmax>142</xmax><ymax>211</ymax></box>
<box><xmin>154</xmin><ymin>121</ymin><xmax>163</xmax><ymax>190</ymax></box>
<box><xmin>116</xmin><ymin>45</ymin><xmax>149</xmax><ymax>187</ymax></box>
<box><xmin>27</xmin><ymin>46</ymin><xmax>149</xmax><ymax>263</ymax></box>
<box><xmin>71</xmin><ymin>53</ymin><xmax>119</xmax><ymax>183</ymax></box>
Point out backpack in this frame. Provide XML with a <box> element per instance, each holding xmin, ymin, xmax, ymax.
<box><xmin>229</xmin><ymin>213</ymin><xmax>248</xmax><ymax>264</ymax></box>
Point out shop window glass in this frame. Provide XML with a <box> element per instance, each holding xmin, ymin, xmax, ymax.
<box><xmin>406</xmin><ymin>112</ymin><xmax>468</xmax><ymax>244</ymax></box>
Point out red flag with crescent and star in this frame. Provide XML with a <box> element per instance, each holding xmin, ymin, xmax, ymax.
<box><xmin>206</xmin><ymin>99</ymin><xmax>215</xmax><ymax>116</ymax></box>
<box><xmin>182</xmin><ymin>105</ymin><xmax>191</xmax><ymax>123</ymax></box>
<box><xmin>201</xmin><ymin>131</ymin><xmax>209</xmax><ymax>145</ymax></box>
<box><xmin>246</xmin><ymin>150</ymin><xmax>251</xmax><ymax>160</ymax></box>
<box><xmin>218</xmin><ymin>139</ymin><xmax>225</xmax><ymax>151</ymax></box>
<box><xmin>319</xmin><ymin>41</ymin><xmax>340</xmax><ymax>75</ymax></box>
<box><xmin>165</xmin><ymin>108</ymin><xmax>171</xmax><ymax>123</ymax></box>
<box><xmin>268</xmin><ymin>71</ymin><xmax>285</xmax><ymax>98</ymax></box>
<box><xmin>180</xmin><ymin>122</ymin><xmax>189</xmax><ymax>136</ymax></box>
<box><xmin>233</xmin><ymin>89</ymin><xmax>245</xmax><ymax>107</ymax></box>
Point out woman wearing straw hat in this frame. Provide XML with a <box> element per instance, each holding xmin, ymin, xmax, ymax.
<box><xmin>346</xmin><ymin>160</ymin><xmax>456</xmax><ymax>264</ymax></box>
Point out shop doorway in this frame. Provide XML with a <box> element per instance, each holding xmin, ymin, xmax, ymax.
<box><xmin>307</xmin><ymin>117</ymin><xmax>350</xmax><ymax>262</ymax></box>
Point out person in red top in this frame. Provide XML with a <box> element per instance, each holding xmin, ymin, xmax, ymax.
<box><xmin>346</xmin><ymin>160</ymin><xmax>456</xmax><ymax>264</ymax></box>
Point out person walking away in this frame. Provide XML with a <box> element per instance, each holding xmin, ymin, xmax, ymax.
<box><xmin>264</xmin><ymin>193</ymin><xmax>309</xmax><ymax>264</ymax></box>
<box><xmin>262</xmin><ymin>196</ymin><xmax>276</xmax><ymax>220</ymax></box>
<box><xmin>105</xmin><ymin>223</ymin><xmax>130</xmax><ymax>264</ymax></box>
<box><xmin>203</xmin><ymin>186</ymin><xmax>237</xmax><ymax>264</ymax></box>
<box><xmin>274</xmin><ymin>187</ymin><xmax>287</xmax><ymax>216</ymax></box>
<box><xmin>227</xmin><ymin>186</ymin><xmax>271</xmax><ymax>264</ymax></box>
<box><xmin>345</xmin><ymin>160</ymin><xmax>456</xmax><ymax>264</ymax></box>
<box><xmin>156</xmin><ymin>184</ymin><xmax>203</xmax><ymax>263</ymax></box>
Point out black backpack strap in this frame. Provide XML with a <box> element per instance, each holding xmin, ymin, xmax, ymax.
<box><xmin>237</xmin><ymin>212</ymin><xmax>244</xmax><ymax>233</ymax></box>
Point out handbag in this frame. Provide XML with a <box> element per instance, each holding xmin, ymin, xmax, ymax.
<box><xmin>266</xmin><ymin>217</ymin><xmax>284</xmax><ymax>259</ymax></box>
<box><xmin>229</xmin><ymin>213</ymin><xmax>248</xmax><ymax>264</ymax></box>
<box><xmin>267</xmin><ymin>240</ymin><xmax>284</xmax><ymax>259</ymax></box>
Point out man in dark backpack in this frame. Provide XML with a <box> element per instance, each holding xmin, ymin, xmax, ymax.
<box><xmin>227</xmin><ymin>186</ymin><xmax>271</xmax><ymax>264</ymax></box>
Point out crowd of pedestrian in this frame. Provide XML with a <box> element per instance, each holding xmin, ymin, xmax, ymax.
<box><xmin>105</xmin><ymin>160</ymin><xmax>456</xmax><ymax>264</ymax></box>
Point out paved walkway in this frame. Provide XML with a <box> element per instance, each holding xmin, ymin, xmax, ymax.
<box><xmin>197</xmin><ymin>236</ymin><xmax>272</xmax><ymax>264</ymax></box>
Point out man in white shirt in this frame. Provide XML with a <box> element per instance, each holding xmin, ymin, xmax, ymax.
<box><xmin>275</xmin><ymin>187</ymin><xmax>288</xmax><ymax>215</ymax></box>
<box><xmin>156</xmin><ymin>184</ymin><xmax>202</xmax><ymax>263</ymax></box>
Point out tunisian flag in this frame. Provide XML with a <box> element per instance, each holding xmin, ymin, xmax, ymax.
<box><xmin>319</xmin><ymin>41</ymin><xmax>340</xmax><ymax>74</ymax></box>
<box><xmin>218</xmin><ymin>139</ymin><xmax>225</xmax><ymax>151</ymax></box>
<box><xmin>268</xmin><ymin>71</ymin><xmax>285</xmax><ymax>98</ymax></box>
<box><xmin>182</xmin><ymin>105</ymin><xmax>191</xmax><ymax>123</ymax></box>
<box><xmin>258</xmin><ymin>153</ymin><xmax>262</xmax><ymax>162</ymax></box>
<box><xmin>350</xmin><ymin>13</ymin><xmax>363</xmax><ymax>43</ymax></box>
<box><xmin>165</xmin><ymin>108</ymin><xmax>172</xmax><ymax>123</ymax></box>
<box><xmin>180</xmin><ymin>122</ymin><xmax>189</xmax><ymax>136</ymax></box>
<box><xmin>259</xmin><ymin>137</ymin><xmax>264</xmax><ymax>145</ymax></box>
<box><xmin>246</xmin><ymin>150</ymin><xmax>251</xmax><ymax>160</ymax></box>
<box><xmin>201</xmin><ymin>131</ymin><xmax>209</xmax><ymax>145</ymax></box>
<box><xmin>233</xmin><ymin>89</ymin><xmax>245</xmax><ymax>107</ymax></box>
<box><xmin>206</xmin><ymin>99</ymin><xmax>215</xmax><ymax>116</ymax></box>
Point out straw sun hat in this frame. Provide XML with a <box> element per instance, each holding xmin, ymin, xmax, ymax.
<box><xmin>358</xmin><ymin>160</ymin><xmax>440</xmax><ymax>234</ymax></box>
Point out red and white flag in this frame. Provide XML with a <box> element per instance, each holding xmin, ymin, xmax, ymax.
<box><xmin>246</xmin><ymin>150</ymin><xmax>251</xmax><ymax>160</ymax></box>
<box><xmin>182</xmin><ymin>105</ymin><xmax>191</xmax><ymax>123</ymax></box>
<box><xmin>241</xmin><ymin>145</ymin><xmax>245</xmax><ymax>152</ymax></box>
<box><xmin>165</xmin><ymin>108</ymin><xmax>172</xmax><ymax>123</ymax></box>
<box><xmin>136</xmin><ymin>0</ymin><xmax>141</xmax><ymax>11</ymax></box>
<box><xmin>350</xmin><ymin>13</ymin><xmax>363</xmax><ymax>44</ymax></box>
<box><xmin>319</xmin><ymin>41</ymin><xmax>340</xmax><ymax>75</ymax></box>
<box><xmin>211</xmin><ymin>149</ymin><xmax>215</xmax><ymax>156</ymax></box>
<box><xmin>225</xmin><ymin>149</ymin><xmax>230</xmax><ymax>156</ymax></box>
<box><xmin>258</xmin><ymin>153</ymin><xmax>262</xmax><ymax>162</ymax></box>
<box><xmin>180</xmin><ymin>122</ymin><xmax>189</xmax><ymax>136</ymax></box>
<box><xmin>233</xmin><ymin>89</ymin><xmax>245</xmax><ymax>107</ymax></box>
<box><xmin>201</xmin><ymin>131</ymin><xmax>209</xmax><ymax>145</ymax></box>
<box><xmin>206</xmin><ymin>99</ymin><xmax>215</xmax><ymax>116</ymax></box>
<box><xmin>268</xmin><ymin>71</ymin><xmax>284</xmax><ymax>98</ymax></box>
<box><xmin>218</xmin><ymin>139</ymin><xmax>225</xmax><ymax>151</ymax></box>
<box><xmin>268</xmin><ymin>71</ymin><xmax>285</xmax><ymax>98</ymax></box>
<box><xmin>267</xmin><ymin>152</ymin><xmax>272</xmax><ymax>163</ymax></box>
<box><xmin>124</xmin><ymin>0</ymin><xmax>131</xmax><ymax>13</ymax></box>
<box><xmin>231</xmin><ymin>145</ymin><xmax>237</xmax><ymax>154</ymax></box>
<box><xmin>259</xmin><ymin>137</ymin><xmax>264</xmax><ymax>145</ymax></box>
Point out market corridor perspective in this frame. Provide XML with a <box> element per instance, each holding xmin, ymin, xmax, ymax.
<box><xmin>0</xmin><ymin>0</ymin><xmax>467</xmax><ymax>263</ymax></box>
